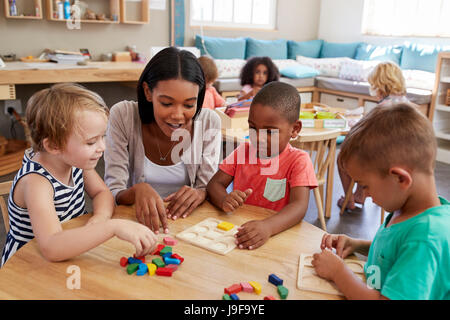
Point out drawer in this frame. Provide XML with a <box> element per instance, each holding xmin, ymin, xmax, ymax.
<box><xmin>320</xmin><ymin>93</ymin><xmax>359</xmax><ymax>110</ymax></box>
<box><xmin>0</xmin><ymin>85</ymin><xmax>16</xmax><ymax>100</ymax></box>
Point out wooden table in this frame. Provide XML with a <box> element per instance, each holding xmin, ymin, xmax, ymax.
<box><xmin>0</xmin><ymin>201</ymin><xmax>343</xmax><ymax>300</ymax></box>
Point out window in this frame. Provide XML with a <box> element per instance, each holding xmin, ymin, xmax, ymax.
<box><xmin>361</xmin><ymin>0</ymin><xmax>450</xmax><ymax>37</ymax></box>
<box><xmin>190</xmin><ymin>0</ymin><xmax>277</xmax><ymax>30</ymax></box>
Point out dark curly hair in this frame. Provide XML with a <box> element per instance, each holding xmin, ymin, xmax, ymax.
<box><xmin>239</xmin><ymin>56</ymin><xmax>280</xmax><ymax>86</ymax></box>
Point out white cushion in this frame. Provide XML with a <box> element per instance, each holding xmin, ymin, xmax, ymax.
<box><xmin>296</xmin><ymin>55</ymin><xmax>351</xmax><ymax>78</ymax></box>
<box><xmin>338</xmin><ymin>59</ymin><xmax>380</xmax><ymax>82</ymax></box>
<box><xmin>402</xmin><ymin>69</ymin><xmax>436</xmax><ymax>91</ymax></box>
<box><xmin>215</xmin><ymin>59</ymin><xmax>246</xmax><ymax>79</ymax></box>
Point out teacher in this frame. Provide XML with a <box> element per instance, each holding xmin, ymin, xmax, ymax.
<box><xmin>104</xmin><ymin>47</ymin><xmax>222</xmax><ymax>233</ymax></box>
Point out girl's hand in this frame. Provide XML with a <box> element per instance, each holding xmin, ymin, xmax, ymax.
<box><xmin>311</xmin><ymin>248</ymin><xmax>345</xmax><ymax>281</ymax></box>
<box><xmin>164</xmin><ymin>186</ymin><xmax>206</xmax><ymax>220</ymax></box>
<box><xmin>221</xmin><ymin>189</ymin><xmax>252</xmax><ymax>212</ymax></box>
<box><xmin>111</xmin><ymin>219</ymin><xmax>158</xmax><ymax>257</ymax></box>
<box><xmin>320</xmin><ymin>233</ymin><xmax>357</xmax><ymax>258</ymax></box>
<box><xmin>133</xmin><ymin>182</ymin><xmax>168</xmax><ymax>234</ymax></box>
<box><xmin>235</xmin><ymin>220</ymin><xmax>271</xmax><ymax>250</ymax></box>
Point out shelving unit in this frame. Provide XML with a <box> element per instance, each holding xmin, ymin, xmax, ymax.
<box><xmin>45</xmin><ymin>0</ymin><xmax>120</xmax><ymax>24</ymax></box>
<box><xmin>120</xmin><ymin>0</ymin><xmax>149</xmax><ymax>24</ymax></box>
<box><xmin>4</xmin><ymin>0</ymin><xmax>43</xmax><ymax>20</ymax></box>
<box><xmin>430</xmin><ymin>51</ymin><xmax>450</xmax><ymax>164</ymax></box>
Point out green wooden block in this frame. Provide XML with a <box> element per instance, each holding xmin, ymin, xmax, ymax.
<box><xmin>222</xmin><ymin>294</ymin><xmax>232</xmax><ymax>300</ymax></box>
<box><xmin>159</xmin><ymin>246</ymin><xmax>172</xmax><ymax>256</ymax></box>
<box><xmin>152</xmin><ymin>258</ymin><xmax>165</xmax><ymax>268</ymax></box>
<box><xmin>277</xmin><ymin>285</ymin><xmax>289</xmax><ymax>300</ymax></box>
<box><xmin>127</xmin><ymin>263</ymin><xmax>140</xmax><ymax>275</ymax></box>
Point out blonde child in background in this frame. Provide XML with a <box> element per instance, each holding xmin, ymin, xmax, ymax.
<box><xmin>312</xmin><ymin>104</ymin><xmax>450</xmax><ymax>300</ymax></box>
<box><xmin>207</xmin><ymin>82</ymin><xmax>317</xmax><ymax>250</ymax></box>
<box><xmin>237</xmin><ymin>56</ymin><xmax>280</xmax><ymax>101</ymax></box>
<box><xmin>1</xmin><ymin>83</ymin><xmax>157</xmax><ymax>267</ymax></box>
<box><xmin>198</xmin><ymin>55</ymin><xmax>225</xmax><ymax>109</ymax></box>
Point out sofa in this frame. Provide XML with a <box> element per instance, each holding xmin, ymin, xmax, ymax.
<box><xmin>196</xmin><ymin>35</ymin><xmax>449</xmax><ymax>118</ymax></box>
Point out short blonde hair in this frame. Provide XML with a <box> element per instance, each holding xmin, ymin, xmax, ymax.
<box><xmin>368</xmin><ymin>62</ymin><xmax>406</xmax><ymax>97</ymax></box>
<box><xmin>338</xmin><ymin>103</ymin><xmax>436</xmax><ymax>176</ymax></box>
<box><xmin>198</xmin><ymin>55</ymin><xmax>219</xmax><ymax>84</ymax></box>
<box><xmin>26</xmin><ymin>83</ymin><xmax>108</xmax><ymax>151</ymax></box>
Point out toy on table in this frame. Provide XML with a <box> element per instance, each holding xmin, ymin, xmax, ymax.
<box><xmin>224</xmin><ymin>99</ymin><xmax>252</xmax><ymax>118</ymax></box>
<box><xmin>221</xmin><ymin>273</ymin><xmax>288</xmax><ymax>300</ymax></box>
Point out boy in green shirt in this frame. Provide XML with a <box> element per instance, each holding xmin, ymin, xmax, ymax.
<box><xmin>311</xmin><ymin>103</ymin><xmax>450</xmax><ymax>300</ymax></box>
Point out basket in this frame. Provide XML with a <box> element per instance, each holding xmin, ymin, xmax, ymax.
<box><xmin>446</xmin><ymin>89</ymin><xmax>450</xmax><ymax>106</ymax></box>
<box><xmin>0</xmin><ymin>136</ymin><xmax>7</xmax><ymax>156</ymax></box>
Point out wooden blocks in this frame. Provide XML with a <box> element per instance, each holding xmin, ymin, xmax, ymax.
<box><xmin>264</xmin><ymin>295</ymin><xmax>276</xmax><ymax>300</ymax></box>
<box><xmin>159</xmin><ymin>246</ymin><xmax>172</xmax><ymax>256</ymax></box>
<box><xmin>217</xmin><ymin>221</ymin><xmax>234</xmax><ymax>231</ymax></box>
<box><xmin>164</xmin><ymin>257</ymin><xmax>181</xmax><ymax>265</ymax></box>
<box><xmin>223</xmin><ymin>294</ymin><xmax>232</xmax><ymax>300</ymax></box>
<box><xmin>136</xmin><ymin>263</ymin><xmax>148</xmax><ymax>276</ymax></box>
<box><xmin>120</xmin><ymin>257</ymin><xmax>128</xmax><ymax>267</ymax></box>
<box><xmin>277</xmin><ymin>285</ymin><xmax>289</xmax><ymax>299</ymax></box>
<box><xmin>152</xmin><ymin>258</ymin><xmax>165</xmax><ymax>268</ymax></box>
<box><xmin>152</xmin><ymin>244</ymin><xmax>165</xmax><ymax>255</ymax></box>
<box><xmin>171</xmin><ymin>253</ymin><xmax>184</xmax><ymax>264</ymax></box>
<box><xmin>156</xmin><ymin>267</ymin><xmax>173</xmax><ymax>277</ymax></box>
<box><xmin>128</xmin><ymin>257</ymin><xmax>142</xmax><ymax>264</ymax></box>
<box><xmin>224</xmin><ymin>283</ymin><xmax>242</xmax><ymax>295</ymax></box>
<box><xmin>163</xmin><ymin>237</ymin><xmax>178</xmax><ymax>246</ymax></box>
<box><xmin>126</xmin><ymin>263</ymin><xmax>140</xmax><ymax>275</ymax></box>
<box><xmin>147</xmin><ymin>263</ymin><xmax>157</xmax><ymax>276</ymax></box>
<box><xmin>268</xmin><ymin>273</ymin><xmax>283</xmax><ymax>286</ymax></box>
<box><xmin>240</xmin><ymin>282</ymin><xmax>253</xmax><ymax>293</ymax></box>
<box><xmin>248</xmin><ymin>281</ymin><xmax>262</xmax><ymax>295</ymax></box>
<box><xmin>230</xmin><ymin>293</ymin><xmax>240</xmax><ymax>300</ymax></box>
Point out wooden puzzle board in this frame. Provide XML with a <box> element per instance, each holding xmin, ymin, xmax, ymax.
<box><xmin>176</xmin><ymin>218</ymin><xmax>239</xmax><ymax>255</ymax></box>
<box><xmin>297</xmin><ymin>253</ymin><xmax>366</xmax><ymax>296</ymax></box>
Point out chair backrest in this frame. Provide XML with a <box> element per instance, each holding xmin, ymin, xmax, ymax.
<box><xmin>289</xmin><ymin>129</ymin><xmax>341</xmax><ymax>184</ymax></box>
<box><xmin>0</xmin><ymin>181</ymin><xmax>12</xmax><ymax>234</ymax></box>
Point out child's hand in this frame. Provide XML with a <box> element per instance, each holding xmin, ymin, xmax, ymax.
<box><xmin>320</xmin><ymin>233</ymin><xmax>357</xmax><ymax>258</ymax></box>
<box><xmin>311</xmin><ymin>248</ymin><xmax>345</xmax><ymax>281</ymax></box>
<box><xmin>111</xmin><ymin>219</ymin><xmax>158</xmax><ymax>257</ymax></box>
<box><xmin>222</xmin><ymin>188</ymin><xmax>252</xmax><ymax>212</ymax></box>
<box><xmin>234</xmin><ymin>220</ymin><xmax>271</xmax><ymax>250</ymax></box>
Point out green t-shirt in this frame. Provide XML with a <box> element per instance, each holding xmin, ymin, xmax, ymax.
<box><xmin>364</xmin><ymin>196</ymin><xmax>450</xmax><ymax>300</ymax></box>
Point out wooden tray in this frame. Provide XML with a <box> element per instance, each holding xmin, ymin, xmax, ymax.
<box><xmin>0</xmin><ymin>139</ymin><xmax>29</xmax><ymax>176</ymax></box>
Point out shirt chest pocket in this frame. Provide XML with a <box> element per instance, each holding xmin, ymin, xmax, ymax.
<box><xmin>263</xmin><ymin>178</ymin><xmax>286</xmax><ymax>202</ymax></box>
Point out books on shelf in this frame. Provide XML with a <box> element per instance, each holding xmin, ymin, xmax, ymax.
<box><xmin>44</xmin><ymin>50</ymin><xmax>88</xmax><ymax>64</ymax></box>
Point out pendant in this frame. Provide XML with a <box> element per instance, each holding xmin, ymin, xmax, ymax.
<box><xmin>160</xmin><ymin>157</ymin><xmax>166</xmax><ymax>161</ymax></box>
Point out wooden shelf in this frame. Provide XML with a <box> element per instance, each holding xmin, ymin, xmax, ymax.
<box><xmin>120</xmin><ymin>0</ymin><xmax>149</xmax><ymax>24</ymax></box>
<box><xmin>4</xmin><ymin>0</ymin><xmax>43</xmax><ymax>20</ymax></box>
<box><xmin>46</xmin><ymin>0</ymin><xmax>120</xmax><ymax>24</ymax></box>
<box><xmin>436</xmin><ymin>104</ymin><xmax>450</xmax><ymax>112</ymax></box>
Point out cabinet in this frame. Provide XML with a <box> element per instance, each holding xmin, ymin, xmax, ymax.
<box><xmin>120</xmin><ymin>0</ymin><xmax>149</xmax><ymax>24</ymax></box>
<box><xmin>46</xmin><ymin>0</ymin><xmax>120</xmax><ymax>24</ymax></box>
<box><xmin>430</xmin><ymin>52</ymin><xmax>450</xmax><ymax>164</ymax></box>
<box><xmin>4</xmin><ymin>0</ymin><xmax>43</xmax><ymax>20</ymax></box>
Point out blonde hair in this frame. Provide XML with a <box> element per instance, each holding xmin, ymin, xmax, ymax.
<box><xmin>26</xmin><ymin>83</ymin><xmax>109</xmax><ymax>152</ymax></box>
<box><xmin>368</xmin><ymin>62</ymin><xmax>406</xmax><ymax>98</ymax></box>
<box><xmin>198</xmin><ymin>55</ymin><xmax>219</xmax><ymax>84</ymax></box>
<box><xmin>338</xmin><ymin>103</ymin><xmax>436</xmax><ymax>176</ymax></box>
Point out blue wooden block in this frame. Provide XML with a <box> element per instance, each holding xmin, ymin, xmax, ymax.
<box><xmin>164</xmin><ymin>257</ymin><xmax>181</xmax><ymax>265</ymax></box>
<box><xmin>136</xmin><ymin>263</ymin><xmax>148</xmax><ymax>276</ymax></box>
<box><xmin>268</xmin><ymin>273</ymin><xmax>283</xmax><ymax>286</ymax></box>
<box><xmin>128</xmin><ymin>257</ymin><xmax>142</xmax><ymax>264</ymax></box>
<box><xmin>230</xmin><ymin>293</ymin><xmax>240</xmax><ymax>300</ymax></box>
<box><xmin>162</xmin><ymin>252</ymin><xmax>172</xmax><ymax>259</ymax></box>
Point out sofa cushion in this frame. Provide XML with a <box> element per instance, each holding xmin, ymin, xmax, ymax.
<box><xmin>287</xmin><ymin>40</ymin><xmax>323</xmax><ymax>59</ymax></box>
<box><xmin>320</xmin><ymin>41</ymin><xmax>362</xmax><ymax>58</ymax></box>
<box><xmin>281</xmin><ymin>65</ymin><xmax>320</xmax><ymax>79</ymax></box>
<box><xmin>215</xmin><ymin>59</ymin><xmax>246</xmax><ymax>79</ymax></box>
<box><xmin>296</xmin><ymin>56</ymin><xmax>351</xmax><ymax>78</ymax></box>
<box><xmin>355</xmin><ymin>44</ymin><xmax>403</xmax><ymax>65</ymax></box>
<box><xmin>214</xmin><ymin>77</ymin><xmax>315</xmax><ymax>93</ymax></box>
<box><xmin>402</xmin><ymin>69</ymin><xmax>436</xmax><ymax>91</ymax></box>
<box><xmin>338</xmin><ymin>59</ymin><xmax>380</xmax><ymax>82</ymax></box>
<box><xmin>195</xmin><ymin>35</ymin><xmax>246</xmax><ymax>59</ymax></box>
<box><xmin>246</xmin><ymin>38</ymin><xmax>288</xmax><ymax>59</ymax></box>
<box><xmin>400</xmin><ymin>43</ymin><xmax>449</xmax><ymax>73</ymax></box>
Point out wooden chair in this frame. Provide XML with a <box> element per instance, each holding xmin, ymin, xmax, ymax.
<box><xmin>0</xmin><ymin>181</ymin><xmax>12</xmax><ymax>233</ymax></box>
<box><xmin>290</xmin><ymin>129</ymin><xmax>341</xmax><ymax>231</ymax></box>
<box><xmin>339</xmin><ymin>179</ymin><xmax>386</xmax><ymax>225</ymax></box>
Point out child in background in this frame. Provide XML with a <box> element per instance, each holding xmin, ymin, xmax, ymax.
<box><xmin>1</xmin><ymin>83</ymin><xmax>157</xmax><ymax>267</ymax></box>
<box><xmin>237</xmin><ymin>56</ymin><xmax>279</xmax><ymax>101</ymax></box>
<box><xmin>198</xmin><ymin>55</ymin><xmax>225</xmax><ymax>109</ymax></box>
<box><xmin>312</xmin><ymin>104</ymin><xmax>450</xmax><ymax>300</ymax></box>
<box><xmin>207</xmin><ymin>82</ymin><xmax>317</xmax><ymax>250</ymax></box>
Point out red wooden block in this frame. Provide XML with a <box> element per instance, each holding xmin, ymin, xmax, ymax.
<box><xmin>133</xmin><ymin>254</ymin><xmax>146</xmax><ymax>263</ymax></box>
<box><xmin>120</xmin><ymin>257</ymin><xmax>128</xmax><ymax>267</ymax></box>
<box><xmin>224</xmin><ymin>284</ymin><xmax>242</xmax><ymax>295</ymax></box>
<box><xmin>156</xmin><ymin>267</ymin><xmax>173</xmax><ymax>277</ymax></box>
<box><xmin>264</xmin><ymin>295</ymin><xmax>276</xmax><ymax>300</ymax></box>
<box><xmin>171</xmin><ymin>253</ymin><xmax>184</xmax><ymax>264</ymax></box>
<box><xmin>166</xmin><ymin>264</ymin><xmax>178</xmax><ymax>271</ymax></box>
<box><xmin>152</xmin><ymin>244</ymin><xmax>165</xmax><ymax>255</ymax></box>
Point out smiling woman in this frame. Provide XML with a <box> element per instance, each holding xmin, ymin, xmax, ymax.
<box><xmin>104</xmin><ymin>47</ymin><xmax>222</xmax><ymax>234</ymax></box>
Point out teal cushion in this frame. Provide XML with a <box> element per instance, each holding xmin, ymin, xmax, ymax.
<box><xmin>195</xmin><ymin>35</ymin><xmax>246</xmax><ymax>59</ymax></box>
<box><xmin>246</xmin><ymin>38</ymin><xmax>288</xmax><ymax>59</ymax></box>
<box><xmin>280</xmin><ymin>65</ymin><xmax>319</xmax><ymax>79</ymax></box>
<box><xmin>320</xmin><ymin>41</ymin><xmax>362</xmax><ymax>58</ymax></box>
<box><xmin>355</xmin><ymin>44</ymin><xmax>403</xmax><ymax>65</ymax></box>
<box><xmin>288</xmin><ymin>40</ymin><xmax>323</xmax><ymax>59</ymax></box>
<box><xmin>400</xmin><ymin>43</ymin><xmax>450</xmax><ymax>73</ymax></box>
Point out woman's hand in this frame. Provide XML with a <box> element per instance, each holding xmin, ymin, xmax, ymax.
<box><xmin>133</xmin><ymin>182</ymin><xmax>169</xmax><ymax>234</ymax></box>
<box><xmin>164</xmin><ymin>186</ymin><xmax>206</xmax><ymax>220</ymax></box>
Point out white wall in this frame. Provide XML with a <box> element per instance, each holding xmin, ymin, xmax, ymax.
<box><xmin>318</xmin><ymin>0</ymin><xmax>450</xmax><ymax>46</ymax></box>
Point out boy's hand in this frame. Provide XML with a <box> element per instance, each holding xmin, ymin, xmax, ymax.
<box><xmin>111</xmin><ymin>219</ymin><xmax>158</xmax><ymax>257</ymax></box>
<box><xmin>320</xmin><ymin>233</ymin><xmax>357</xmax><ymax>258</ymax></box>
<box><xmin>312</xmin><ymin>248</ymin><xmax>345</xmax><ymax>282</ymax></box>
<box><xmin>234</xmin><ymin>220</ymin><xmax>271</xmax><ymax>250</ymax></box>
<box><xmin>222</xmin><ymin>188</ymin><xmax>252</xmax><ymax>212</ymax></box>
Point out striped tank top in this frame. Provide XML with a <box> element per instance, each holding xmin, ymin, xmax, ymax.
<box><xmin>1</xmin><ymin>148</ymin><xmax>87</xmax><ymax>267</ymax></box>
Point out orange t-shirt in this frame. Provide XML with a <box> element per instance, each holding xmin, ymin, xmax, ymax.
<box><xmin>219</xmin><ymin>142</ymin><xmax>318</xmax><ymax>212</ymax></box>
<box><xmin>202</xmin><ymin>86</ymin><xmax>225</xmax><ymax>109</ymax></box>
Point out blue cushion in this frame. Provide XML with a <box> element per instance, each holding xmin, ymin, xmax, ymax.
<box><xmin>288</xmin><ymin>40</ymin><xmax>323</xmax><ymax>59</ymax></box>
<box><xmin>195</xmin><ymin>35</ymin><xmax>246</xmax><ymax>59</ymax></box>
<box><xmin>355</xmin><ymin>44</ymin><xmax>403</xmax><ymax>65</ymax></box>
<box><xmin>246</xmin><ymin>38</ymin><xmax>288</xmax><ymax>59</ymax></box>
<box><xmin>320</xmin><ymin>41</ymin><xmax>362</xmax><ymax>58</ymax></box>
<box><xmin>280</xmin><ymin>65</ymin><xmax>319</xmax><ymax>79</ymax></box>
<box><xmin>400</xmin><ymin>43</ymin><xmax>450</xmax><ymax>73</ymax></box>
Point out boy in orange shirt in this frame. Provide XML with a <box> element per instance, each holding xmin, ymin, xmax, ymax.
<box><xmin>207</xmin><ymin>82</ymin><xmax>317</xmax><ymax>250</ymax></box>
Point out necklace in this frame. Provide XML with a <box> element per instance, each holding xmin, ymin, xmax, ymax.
<box><xmin>151</xmin><ymin>124</ymin><xmax>177</xmax><ymax>161</ymax></box>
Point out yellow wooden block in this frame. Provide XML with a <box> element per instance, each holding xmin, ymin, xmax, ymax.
<box><xmin>249</xmin><ymin>281</ymin><xmax>262</xmax><ymax>294</ymax></box>
<box><xmin>217</xmin><ymin>221</ymin><xmax>234</xmax><ymax>231</ymax></box>
<box><xmin>147</xmin><ymin>263</ymin><xmax>157</xmax><ymax>276</ymax></box>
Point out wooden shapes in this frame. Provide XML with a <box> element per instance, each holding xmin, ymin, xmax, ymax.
<box><xmin>166</xmin><ymin>264</ymin><xmax>178</xmax><ymax>271</ymax></box>
<box><xmin>152</xmin><ymin>258</ymin><xmax>165</xmax><ymax>268</ymax></box>
<box><xmin>248</xmin><ymin>281</ymin><xmax>261</xmax><ymax>295</ymax></box>
<box><xmin>240</xmin><ymin>282</ymin><xmax>253</xmax><ymax>293</ymax></box>
<box><xmin>268</xmin><ymin>273</ymin><xmax>283</xmax><ymax>286</ymax></box>
<box><xmin>147</xmin><ymin>263</ymin><xmax>157</xmax><ymax>276</ymax></box>
<box><xmin>156</xmin><ymin>267</ymin><xmax>173</xmax><ymax>277</ymax></box>
<box><xmin>264</xmin><ymin>295</ymin><xmax>276</xmax><ymax>300</ymax></box>
<box><xmin>152</xmin><ymin>244</ymin><xmax>165</xmax><ymax>255</ymax></box>
<box><xmin>171</xmin><ymin>253</ymin><xmax>184</xmax><ymax>264</ymax></box>
<box><xmin>297</xmin><ymin>253</ymin><xmax>366</xmax><ymax>296</ymax></box>
<box><xmin>163</xmin><ymin>237</ymin><xmax>178</xmax><ymax>246</ymax></box>
<box><xmin>133</xmin><ymin>254</ymin><xmax>146</xmax><ymax>263</ymax></box>
<box><xmin>277</xmin><ymin>285</ymin><xmax>289</xmax><ymax>299</ymax></box>
<box><xmin>224</xmin><ymin>283</ymin><xmax>242</xmax><ymax>295</ymax></box>
<box><xmin>136</xmin><ymin>263</ymin><xmax>148</xmax><ymax>276</ymax></box>
<box><xmin>230</xmin><ymin>293</ymin><xmax>240</xmax><ymax>300</ymax></box>
<box><xmin>164</xmin><ymin>257</ymin><xmax>181</xmax><ymax>265</ymax></box>
<box><xmin>127</xmin><ymin>257</ymin><xmax>142</xmax><ymax>264</ymax></box>
<box><xmin>120</xmin><ymin>257</ymin><xmax>128</xmax><ymax>267</ymax></box>
<box><xmin>159</xmin><ymin>246</ymin><xmax>172</xmax><ymax>256</ymax></box>
<box><xmin>222</xmin><ymin>294</ymin><xmax>232</xmax><ymax>300</ymax></box>
<box><xmin>217</xmin><ymin>221</ymin><xmax>234</xmax><ymax>231</ymax></box>
<box><xmin>176</xmin><ymin>218</ymin><xmax>239</xmax><ymax>255</ymax></box>
<box><xmin>126</xmin><ymin>263</ymin><xmax>140</xmax><ymax>275</ymax></box>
